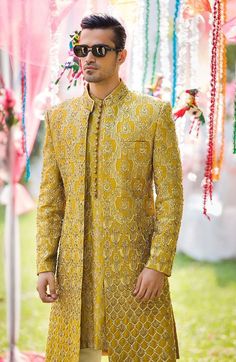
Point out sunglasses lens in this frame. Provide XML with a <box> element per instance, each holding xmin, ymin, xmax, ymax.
<box><xmin>73</xmin><ymin>45</ymin><xmax>88</xmax><ymax>57</ymax></box>
<box><xmin>93</xmin><ymin>45</ymin><xmax>107</xmax><ymax>57</ymax></box>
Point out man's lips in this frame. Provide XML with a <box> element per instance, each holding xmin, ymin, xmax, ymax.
<box><xmin>84</xmin><ymin>66</ymin><xmax>97</xmax><ymax>70</ymax></box>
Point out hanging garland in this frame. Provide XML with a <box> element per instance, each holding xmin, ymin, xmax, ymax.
<box><xmin>129</xmin><ymin>0</ymin><xmax>145</xmax><ymax>91</ymax></box>
<box><xmin>202</xmin><ymin>0</ymin><xmax>221</xmax><ymax>220</ymax></box>
<box><xmin>212</xmin><ymin>0</ymin><xmax>227</xmax><ymax>181</ymax></box>
<box><xmin>159</xmin><ymin>0</ymin><xmax>171</xmax><ymax>98</ymax></box>
<box><xmin>171</xmin><ymin>0</ymin><xmax>181</xmax><ymax>107</ymax></box>
<box><xmin>49</xmin><ymin>0</ymin><xmax>61</xmax><ymax>101</ymax></box>
<box><xmin>150</xmin><ymin>0</ymin><xmax>160</xmax><ymax>85</ymax></box>
<box><xmin>173</xmin><ymin>0</ymin><xmax>190</xmax><ymax>145</ymax></box>
<box><xmin>189</xmin><ymin>16</ymin><xmax>200</xmax><ymax>89</ymax></box>
<box><xmin>142</xmin><ymin>0</ymin><xmax>150</xmax><ymax>92</ymax></box>
<box><xmin>177</xmin><ymin>1</ymin><xmax>189</xmax><ymax>92</ymax></box>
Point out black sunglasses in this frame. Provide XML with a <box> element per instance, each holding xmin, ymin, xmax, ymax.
<box><xmin>73</xmin><ymin>43</ymin><xmax>123</xmax><ymax>58</ymax></box>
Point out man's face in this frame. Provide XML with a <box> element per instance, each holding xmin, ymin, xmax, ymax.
<box><xmin>78</xmin><ymin>28</ymin><xmax>125</xmax><ymax>83</ymax></box>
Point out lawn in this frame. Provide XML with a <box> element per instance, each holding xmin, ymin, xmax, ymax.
<box><xmin>0</xmin><ymin>205</ymin><xmax>236</xmax><ymax>361</ymax></box>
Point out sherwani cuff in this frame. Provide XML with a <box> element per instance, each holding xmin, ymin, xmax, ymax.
<box><xmin>145</xmin><ymin>260</ymin><xmax>172</xmax><ymax>277</ymax></box>
<box><xmin>36</xmin><ymin>260</ymin><xmax>56</xmax><ymax>276</ymax></box>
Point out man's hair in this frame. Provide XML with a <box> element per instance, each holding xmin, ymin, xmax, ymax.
<box><xmin>80</xmin><ymin>14</ymin><xmax>126</xmax><ymax>50</ymax></box>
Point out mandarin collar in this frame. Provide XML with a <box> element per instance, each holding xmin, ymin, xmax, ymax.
<box><xmin>81</xmin><ymin>78</ymin><xmax>129</xmax><ymax>111</ymax></box>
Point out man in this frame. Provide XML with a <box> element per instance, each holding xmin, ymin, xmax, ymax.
<box><xmin>36</xmin><ymin>13</ymin><xmax>183</xmax><ymax>362</ymax></box>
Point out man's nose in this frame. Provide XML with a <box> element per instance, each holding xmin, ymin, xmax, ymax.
<box><xmin>85</xmin><ymin>50</ymin><xmax>96</xmax><ymax>62</ymax></box>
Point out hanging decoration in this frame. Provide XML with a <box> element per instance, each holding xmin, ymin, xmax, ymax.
<box><xmin>146</xmin><ymin>73</ymin><xmax>163</xmax><ymax>98</ymax></box>
<box><xmin>159</xmin><ymin>0</ymin><xmax>171</xmax><ymax>100</ymax></box>
<box><xmin>48</xmin><ymin>0</ymin><xmax>61</xmax><ymax>103</ymax></box>
<box><xmin>150</xmin><ymin>0</ymin><xmax>160</xmax><ymax>85</ymax></box>
<box><xmin>182</xmin><ymin>0</ymin><xmax>211</xmax><ymax>19</ymax></box>
<box><xmin>173</xmin><ymin>0</ymin><xmax>190</xmax><ymax>145</ymax></box>
<box><xmin>212</xmin><ymin>0</ymin><xmax>227</xmax><ymax>181</ymax></box>
<box><xmin>174</xmin><ymin>89</ymin><xmax>205</xmax><ymax>138</ymax></box>
<box><xmin>142</xmin><ymin>0</ymin><xmax>150</xmax><ymax>93</ymax></box>
<box><xmin>145</xmin><ymin>0</ymin><xmax>162</xmax><ymax>97</ymax></box>
<box><xmin>128</xmin><ymin>0</ymin><xmax>145</xmax><ymax>91</ymax></box>
<box><xmin>55</xmin><ymin>30</ymin><xmax>83</xmax><ymax>89</ymax></box>
<box><xmin>177</xmin><ymin>0</ymin><xmax>189</xmax><ymax>93</ymax></box>
<box><xmin>171</xmin><ymin>0</ymin><xmax>181</xmax><ymax>107</ymax></box>
<box><xmin>20</xmin><ymin>63</ymin><xmax>30</xmax><ymax>182</ymax></box>
<box><xmin>202</xmin><ymin>0</ymin><xmax>226</xmax><ymax>220</ymax></box>
<box><xmin>189</xmin><ymin>16</ymin><xmax>201</xmax><ymax>89</ymax></box>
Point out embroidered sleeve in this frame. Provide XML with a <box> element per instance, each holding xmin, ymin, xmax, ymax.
<box><xmin>145</xmin><ymin>101</ymin><xmax>184</xmax><ymax>277</ymax></box>
<box><xmin>36</xmin><ymin>111</ymin><xmax>65</xmax><ymax>275</ymax></box>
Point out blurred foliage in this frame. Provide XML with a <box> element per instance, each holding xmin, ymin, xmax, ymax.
<box><xmin>227</xmin><ymin>44</ymin><xmax>236</xmax><ymax>82</ymax></box>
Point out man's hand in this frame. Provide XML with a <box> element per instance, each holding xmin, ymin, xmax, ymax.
<box><xmin>133</xmin><ymin>267</ymin><xmax>165</xmax><ymax>302</ymax></box>
<box><xmin>37</xmin><ymin>271</ymin><xmax>58</xmax><ymax>303</ymax></box>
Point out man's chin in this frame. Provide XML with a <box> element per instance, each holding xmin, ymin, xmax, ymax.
<box><xmin>83</xmin><ymin>74</ymin><xmax>104</xmax><ymax>83</ymax></box>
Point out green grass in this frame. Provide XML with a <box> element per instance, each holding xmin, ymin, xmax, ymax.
<box><xmin>0</xmin><ymin>205</ymin><xmax>236</xmax><ymax>361</ymax></box>
<box><xmin>171</xmin><ymin>254</ymin><xmax>236</xmax><ymax>361</ymax></box>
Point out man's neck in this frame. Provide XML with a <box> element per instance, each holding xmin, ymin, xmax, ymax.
<box><xmin>88</xmin><ymin>77</ymin><xmax>121</xmax><ymax>100</ymax></box>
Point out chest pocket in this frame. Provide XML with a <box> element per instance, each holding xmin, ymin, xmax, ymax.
<box><xmin>121</xmin><ymin>140</ymin><xmax>152</xmax><ymax>161</ymax></box>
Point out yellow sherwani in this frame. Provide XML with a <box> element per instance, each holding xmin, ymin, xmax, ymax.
<box><xmin>36</xmin><ymin>79</ymin><xmax>183</xmax><ymax>361</ymax></box>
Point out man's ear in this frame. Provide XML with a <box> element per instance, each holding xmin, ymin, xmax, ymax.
<box><xmin>118</xmin><ymin>49</ymin><xmax>127</xmax><ymax>64</ymax></box>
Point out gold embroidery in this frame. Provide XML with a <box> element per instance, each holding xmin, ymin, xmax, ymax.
<box><xmin>36</xmin><ymin>79</ymin><xmax>183</xmax><ymax>361</ymax></box>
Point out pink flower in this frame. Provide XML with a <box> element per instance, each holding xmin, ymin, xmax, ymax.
<box><xmin>2</xmin><ymin>89</ymin><xmax>16</xmax><ymax>110</ymax></box>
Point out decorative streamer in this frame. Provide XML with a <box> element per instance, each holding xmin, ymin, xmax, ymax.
<box><xmin>49</xmin><ymin>0</ymin><xmax>61</xmax><ymax>103</ymax></box>
<box><xmin>127</xmin><ymin>0</ymin><xmax>145</xmax><ymax>91</ymax></box>
<box><xmin>177</xmin><ymin>0</ymin><xmax>189</xmax><ymax>92</ymax></box>
<box><xmin>151</xmin><ymin>0</ymin><xmax>160</xmax><ymax>85</ymax></box>
<box><xmin>174</xmin><ymin>0</ymin><xmax>189</xmax><ymax>145</ymax></box>
<box><xmin>212</xmin><ymin>0</ymin><xmax>227</xmax><ymax>181</ymax></box>
<box><xmin>159</xmin><ymin>0</ymin><xmax>171</xmax><ymax>100</ymax></box>
<box><xmin>171</xmin><ymin>0</ymin><xmax>181</xmax><ymax>107</ymax></box>
<box><xmin>20</xmin><ymin>63</ymin><xmax>30</xmax><ymax>182</ymax></box>
<box><xmin>202</xmin><ymin>0</ymin><xmax>221</xmax><ymax>219</ymax></box>
<box><xmin>189</xmin><ymin>16</ymin><xmax>200</xmax><ymax>89</ymax></box>
<box><xmin>142</xmin><ymin>0</ymin><xmax>150</xmax><ymax>92</ymax></box>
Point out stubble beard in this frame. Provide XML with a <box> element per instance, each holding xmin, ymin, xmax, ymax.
<box><xmin>83</xmin><ymin>70</ymin><xmax>103</xmax><ymax>83</ymax></box>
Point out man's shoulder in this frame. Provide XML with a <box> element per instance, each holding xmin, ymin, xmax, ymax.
<box><xmin>47</xmin><ymin>96</ymin><xmax>83</xmax><ymax>115</ymax></box>
<box><xmin>127</xmin><ymin>89</ymin><xmax>168</xmax><ymax>112</ymax></box>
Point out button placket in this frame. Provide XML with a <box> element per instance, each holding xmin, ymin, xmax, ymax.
<box><xmin>93</xmin><ymin>102</ymin><xmax>102</xmax><ymax>198</ymax></box>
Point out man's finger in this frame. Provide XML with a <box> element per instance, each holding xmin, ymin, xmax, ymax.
<box><xmin>48</xmin><ymin>275</ymin><xmax>58</xmax><ymax>299</ymax></box>
<box><xmin>150</xmin><ymin>289</ymin><xmax>158</xmax><ymax>300</ymax></box>
<box><xmin>41</xmin><ymin>292</ymin><xmax>58</xmax><ymax>303</ymax></box>
<box><xmin>133</xmin><ymin>274</ymin><xmax>142</xmax><ymax>295</ymax></box>
<box><xmin>139</xmin><ymin>288</ymin><xmax>152</xmax><ymax>302</ymax></box>
<box><xmin>135</xmin><ymin>280</ymin><xmax>147</xmax><ymax>300</ymax></box>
